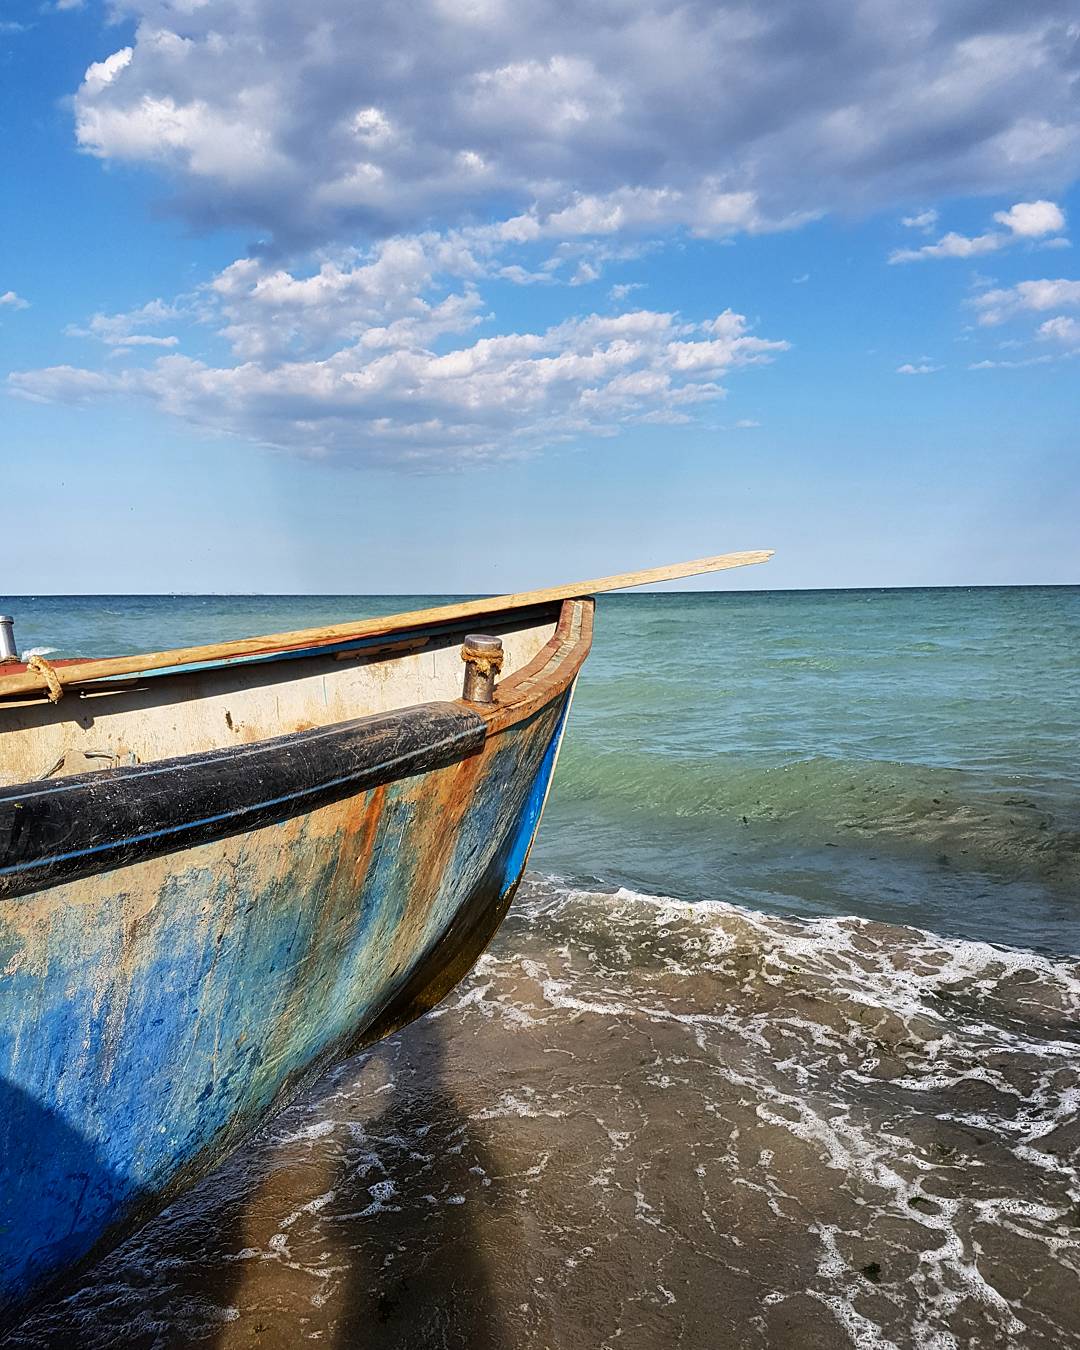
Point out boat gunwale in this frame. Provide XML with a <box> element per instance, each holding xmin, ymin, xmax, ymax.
<box><xmin>0</xmin><ymin>601</ymin><xmax>565</xmax><ymax>709</ymax></box>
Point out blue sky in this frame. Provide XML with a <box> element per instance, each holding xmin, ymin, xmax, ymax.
<box><xmin>1</xmin><ymin>0</ymin><xmax>1078</xmax><ymax>593</ymax></box>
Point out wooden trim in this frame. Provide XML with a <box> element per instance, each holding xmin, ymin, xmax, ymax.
<box><xmin>0</xmin><ymin>550</ymin><xmax>770</xmax><ymax>704</ymax></box>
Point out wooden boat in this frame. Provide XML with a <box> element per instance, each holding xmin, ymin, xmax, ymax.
<box><xmin>0</xmin><ymin>550</ymin><xmax>770</xmax><ymax>1325</ymax></box>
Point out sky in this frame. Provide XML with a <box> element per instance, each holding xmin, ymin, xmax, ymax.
<box><xmin>1</xmin><ymin>0</ymin><xmax>1078</xmax><ymax>594</ymax></box>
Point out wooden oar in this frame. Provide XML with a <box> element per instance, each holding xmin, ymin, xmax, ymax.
<box><xmin>0</xmin><ymin>549</ymin><xmax>773</xmax><ymax>702</ymax></box>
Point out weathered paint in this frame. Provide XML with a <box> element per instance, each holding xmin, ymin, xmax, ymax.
<box><xmin>0</xmin><ymin>688</ymin><xmax>574</xmax><ymax>1326</ymax></box>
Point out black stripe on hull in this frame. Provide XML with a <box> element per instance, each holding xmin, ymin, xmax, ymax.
<box><xmin>0</xmin><ymin>702</ymin><xmax>486</xmax><ymax>902</ymax></box>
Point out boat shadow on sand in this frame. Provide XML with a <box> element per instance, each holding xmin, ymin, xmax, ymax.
<box><xmin>2</xmin><ymin>1016</ymin><xmax>505</xmax><ymax>1350</ymax></box>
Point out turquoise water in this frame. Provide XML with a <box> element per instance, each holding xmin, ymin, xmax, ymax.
<box><xmin>6</xmin><ymin>586</ymin><xmax>1079</xmax><ymax>952</ymax></box>
<box><xmin>540</xmin><ymin>587</ymin><xmax>1080</xmax><ymax>954</ymax></box>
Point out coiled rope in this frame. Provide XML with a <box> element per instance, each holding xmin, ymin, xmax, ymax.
<box><xmin>460</xmin><ymin>639</ymin><xmax>504</xmax><ymax>679</ymax></box>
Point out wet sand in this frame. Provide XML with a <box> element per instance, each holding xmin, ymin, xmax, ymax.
<box><xmin>8</xmin><ymin>877</ymin><xmax>1080</xmax><ymax>1349</ymax></box>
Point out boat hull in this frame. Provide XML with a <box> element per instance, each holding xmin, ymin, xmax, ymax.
<box><xmin>0</xmin><ymin>690</ymin><xmax>572</xmax><ymax>1325</ymax></box>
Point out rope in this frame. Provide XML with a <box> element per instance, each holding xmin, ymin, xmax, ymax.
<box><xmin>26</xmin><ymin>654</ymin><xmax>64</xmax><ymax>703</ymax></box>
<box><xmin>461</xmin><ymin>642</ymin><xmax>504</xmax><ymax>679</ymax></box>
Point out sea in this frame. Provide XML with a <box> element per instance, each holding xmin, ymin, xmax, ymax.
<box><xmin>3</xmin><ymin>587</ymin><xmax>1080</xmax><ymax>1349</ymax></box>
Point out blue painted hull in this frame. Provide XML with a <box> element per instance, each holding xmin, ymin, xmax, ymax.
<box><xmin>0</xmin><ymin>687</ymin><xmax>573</xmax><ymax>1325</ymax></box>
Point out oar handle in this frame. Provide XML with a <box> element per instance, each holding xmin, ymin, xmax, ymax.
<box><xmin>0</xmin><ymin>549</ymin><xmax>774</xmax><ymax>702</ymax></box>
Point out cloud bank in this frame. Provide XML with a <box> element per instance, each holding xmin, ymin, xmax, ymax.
<box><xmin>15</xmin><ymin>0</ymin><xmax>1080</xmax><ymax>467</ymax></box>
<box><xmin>12</xmin><ymin>241</ymin><xmax>788</xmax><ymax>465</ymax></box>
<box><xmin>73</xmin><ymin>0</ymin><xmax>1080</xmax><ymax>247</ymax></box>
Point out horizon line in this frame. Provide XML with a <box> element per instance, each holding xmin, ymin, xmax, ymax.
<box><xmin>2</xmin><ymin>582</ymin><xmax>1077</xmax><ymax>600</ymax></box>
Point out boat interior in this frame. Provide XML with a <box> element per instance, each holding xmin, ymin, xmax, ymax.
<box><xmin>0</xmin><ymin>601</ymin><xmax>578</xmax><ymax>788</ymax></box>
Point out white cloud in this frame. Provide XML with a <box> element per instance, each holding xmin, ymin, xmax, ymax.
<box><xmin>10</xmin><ymin>255</ymin><xmax>789</xmax><ymax>467</ymax></box>
<box><xmin>66</xmin><ymin>299</ymin><xmax>180</xmax><ymax>347</ymax></box>
<box><xmin>70</xmin><ymin>1</ymin><xmax>1080</xmax><ymax>247</ymax></box>
<box><xmin>497</xmin><ymin>264</ymin><xmax>553</xmax><ymax>286</ymax></box>
<box><xmin>965</xmin><ymin>274</ymin><xmax>1080</xmax><ymax>365</ymax></box>
<box><xmin>10</xmin><ymin>366</ymin><xmax>118</xmax><ymax>401</ymax></box>
<box><xmin>81</xmin><ymin>47</ymin><xmax>131</xmax><ymax>95</ymax></box>
<box><xmin>971</xmin><ymin>278</ymin><xmax>1080</xmax><ymax>325</ymax></box>
<box><xmin>969</xmin><ymin>354</ymin><xmax>1057</xmax><ymax>370</ymax></box>
<box><xmin>901</xmin><ymin>208</ymin><xmax>938</xmax><ymax>233</ymax></box>
<box><xmin>0</xmin><ymin>291</ymin><xmax>29</xmax><ymax>310</ymax></box>
<box><xmin>569</xmin><ymin>261</ymin><xmax>600</xmax><ymax>286</ymax></box>
<box><xmin>992</xmin><ymin>199</ymin><xmax>1066</xmax><ymax>237</ymax></box>
<box><xmin>891</xmin><ymin>231</ymin><xmax>1003</xmax><ymax>263</ymax></box>
<box><xmin>889</xmin><ymin>200</ymin><xmax>1067</xmax><ymax>264</ymax></box>
<box><xmin>1037</xmin><ymin>315</ymin><xmax>1080</xmax><ymax>346</ymax></box>
<box><xmin>896</xmin><ymin>361</ymin><xmax>941</xmax><ymax>375</ymax></box>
